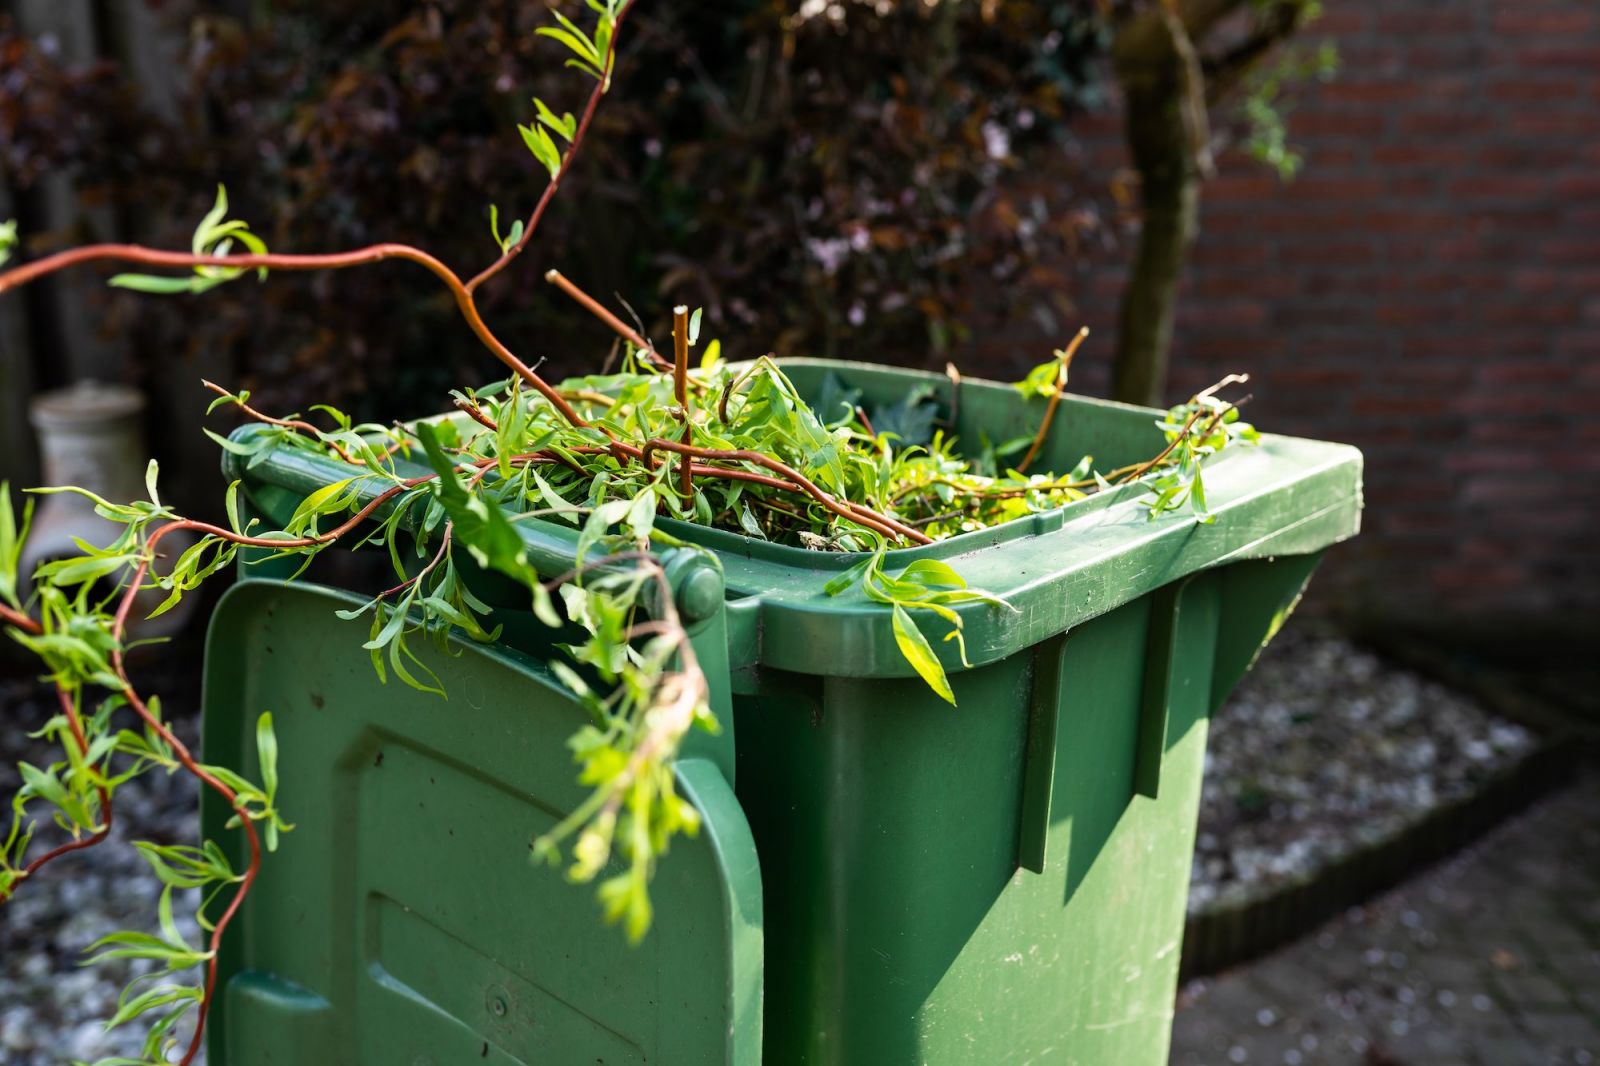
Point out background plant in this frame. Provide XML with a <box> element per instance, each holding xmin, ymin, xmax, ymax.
<box><xmin>0</xmin><ymin>0</ymin><xmax>1108</xmax><ymax>460</ymax></box>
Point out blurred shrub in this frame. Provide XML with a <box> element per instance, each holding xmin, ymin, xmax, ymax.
<box><xmin>1</xmin><ymin>1</ymin><xmax>1108</xmax><ymax>416</ymax></box>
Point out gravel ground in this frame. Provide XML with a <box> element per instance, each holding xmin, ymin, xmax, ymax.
<box><xmin>0</xmin><ymin>625</ymin><xmax>1540</xmax><ymax>1060</ymax></box>
<box><xmin>0</xmin><ymin>658</ymin><xmax>205</xmax><ymax>1066</ymax></box>
<box><xmin>1191</xmin><ymin>630</ymin><xmax>1535</xmax><ymax>915</ymax></box>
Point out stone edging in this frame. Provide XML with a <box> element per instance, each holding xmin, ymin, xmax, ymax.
<box><xmin>1178</xmin><ymin>740</ymin><xmax>1576</xmax><ymax>980</ymax></box>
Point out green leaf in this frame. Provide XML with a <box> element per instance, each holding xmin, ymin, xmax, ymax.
<box><xmin>537</xmin><ymin>25</ymin><xmax>602</xmax><ymax>75</ymax></box>
<box><xmin>256</xmin><ymin>713</ymin><xmax>279</xmax><ymax>802</ymax></box>
<box><xmin>224</xmin><ymin>480</ymin><xmax>246</xmax><ymax>535</ymax></box>
<box><xmin>193</xmin><ymin>185</ymin><xmax>231</xmax><ymax>255</ymax></box>
<box><xmin>201</xmin><ymin>426</ymin><xmax>271</xmax><ymax>457</ymax></box>
<box><xmin>519</xmin><ymin>123</ymin><xmax>563</xmax><ymax>179</ymax></box>
<box><xmin>0</xmin><ymin>219</ymin><xmax>16</xmax><ymax>266</ymax></box>
<box><xmin>414</xmin><ymin>421</ymin><xmax>530</xmax><ymax>581</ymax></box>
<box><xmin>891</xmin><ymin>604</ymin><xmax>954</xmax><ymax>705</ymax></box>
<box><xmin>0</xmin><ymin>484</ymin><xmax>33</xmax><ymax>608</ymax></box>
<box><xmin>542</xmin><ymin>10</ymin><xmax>601</xmax><ymax>64</ymax></box>
<box><xmin>688</xmin><ymin>308</ymin><xmax>703</xmax><ymax>346</ymax></box>
<box><xmin>108</xmin><ymin>274</ymin><xmax>199</xmax><ymax>295</ymax></box>
<box><xmin>529</xmin><ymin>468</ymin><xmax>580</xmax><ymax>524</ymax></box>
<box><xmin>534</xmin><ymin>98</ymin><xmax>577</xmax><ymax>142</ymax></box>
<box><xmin>895</xmin><ymin>558</ymin><xmax>967</xmax><ymax>590</ymax></box>
<box><xmin>104</xmin><ymin>984</ymin><xmax>201</xmax><ymax>1032</ymax></box>
<box><xmin>288</xmin><ymin>477</ymin><xmax>356</xmax><ymax>530</ymax></box>
<box><xmin>870</xmin><ymin>385</ymin><xmax>940</xmax><ymax>446</ymax></box>
<box><xmin>625</xmin><ymin>487</ymin><xmax>656</xmax><ymax>543</ymax></box>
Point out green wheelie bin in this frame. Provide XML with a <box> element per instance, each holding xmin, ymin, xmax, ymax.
<box><xmin>201</xmin><ymin>358</ymin><xmax>1362</xmax><ymax>1065</ymax></box>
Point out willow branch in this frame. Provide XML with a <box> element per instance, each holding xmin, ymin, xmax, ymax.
<box><xmin>0</xmin><ymin>245</ymin><xmax>589</xmax><ymax>429</ymax></box>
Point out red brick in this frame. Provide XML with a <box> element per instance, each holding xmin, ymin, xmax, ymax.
<box><xmin>1480</xmin><ymin>361</ymin><xmax>1578</xmax><ymax>385</ymax></box>
<box><xmin>1542</xmin><ymin>238</ymin><xmax>1600</xmax><ymax>265</ymax></box>
<box><xmin>1290</xmin><ymin>111</ymin><xmax>1389</xmax><ymax>139</ymax></box>
<box><xmin>1489</xmin><ymin>77</ymin><xmax>1600</xmax><ymax>103</ymax></box>
<box><xmin>1174</xmin><ymin>300</ymin><xmax>1267</xmax><ymax>329</ymax></box>
<box><xmin>1205</xmin><ymin>174</ymin><xmax>1282</xmax><ymax>202</ymax></box>
<box><xmin>1553</xmin><ymin>173</ymin><xmax>1600</xmax><ymax>199</ymax></box>
<box><xmin>1479</xmin><ymin>301</ymin><xmax>1583</xmax><ymax>327</ymax></box>
<box><xmin>1515</xmin><ymin>45</ymin><xmax>1600</xmax><ymax>69</ymax></box>
<box><xmin>1475</xmin><ymin>142</ymin><xmax>1585</xmax><ymax>168</ymax></box>
<box><xmin>1403</xmin><ymin>46</ymin><xmax>1488</xmax><ymax>73</ymax></box>
<box><xmin>1314</xmin><ymin>9</ymin><xmax>1372</xmax><ymax>35</ymax></box>
<box><xmin>1291</xmin><ymin>177</ymin><xmax>1391</xmax><ymax>202</ymax></box>
<box><xmin>1491</xmin><ymin>10</ymin><xmax>1595</xmax><ymax>35</ymax></box>
<box><xmin>1372</xmin><ymin>144</ymin><xmax>1474</xmax><ymax>168</ymax></box>
<box><xmin>1380</xmin><ymin>10</ymin><xmax>1476</xmax><ymax>34</ymax></box>
<box><xmin>1503</xmin><ymin>111</ymin><xmax>1600</xmax><ymax>137</ymax></box>
<box><xmin>1318</xmin><ymin>82</ymin><xmax>1418</xmax><ymax>106</ymax></box>
<box><xmin>1350</xmin><ymin>393</ymin><xmax>1454</xmax><ymax>417</ymax></box>
<box><xmin>1192</xmin><ymin>242</ymin><xmax>1275</xmax><ymax>270</ymax></box>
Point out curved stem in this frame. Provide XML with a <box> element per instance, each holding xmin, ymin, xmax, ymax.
<box><xmin>0</xmin><ymin>244</ymin><xmax>588</xmax><ymax>430</ymax></box>
<box><xmin>544</xmin><ymin>269</ymin><xmax>673</xmax><ymax>372</ymax></box>
<box><xmin>0</xmin><ymin>602</ymin><xmax>38</xmax><ymax>635</ymax></box>
<box><xmin>638</xmin><ymin>437</ymin><xmax>931</xmax><ymax>545</ymax></box>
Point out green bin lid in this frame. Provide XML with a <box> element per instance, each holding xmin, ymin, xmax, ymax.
<box><xmin>202</xmin><ymin>581</ymin><xmax>762</xmax><ymax>1065</ymax></box>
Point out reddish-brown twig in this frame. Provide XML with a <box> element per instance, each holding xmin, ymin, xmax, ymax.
<box><xmin>0</xmin><ymin>244</ymin><xmax>588</xmax><ymax>431</ymax></box>
<box><xmin>1110</xmin><ymin>386</ymin><xmax>1249</xmax><ymax>487</ymax></box>
<box><xmin>1017</xmin><ymin>327</ymin><xmax>1089</xmax><ymax>474</ymax></box>
<box><xmin>454</xmin><ymin>397</ymin><xmax>500</xmax><ymax>433</ymax></box>
<box><xmin>202</xmin><ymin>380</ymin><xmax>403</xmax><ymax>466</ymax></box>
<box><xmin>0</xmin><ymin>602</ymin><xmax>36</xmax><ymax>635</ymax></box>
<box><xmin>373</xmin><ymin>526</ymin><xmax>453</xmax><ymax>601</ymax></box>
<box><xmin>639</xmin><ymin>438</ymin><xmax>932</xmax><ymax>545</ymax></box>
<box><xmin>544</xmin><ymin>269</ymin><xmax>672</xmax><ymax>371</ymax></box>
<box><xmin>672</xmin><ymin>307</ymin><xmax>694</xmax><ymax>511</ymax></box>
<box><xmin>1115</xmin><ymin>410</ymin><xmax>1203</xmax><ymax>485</ymax></box>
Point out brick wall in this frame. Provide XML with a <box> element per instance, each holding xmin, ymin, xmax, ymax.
<box><xmin>1004</xmin><ymin>0</ymin><xmax>1600</xmax><ymax>626</ymax></box>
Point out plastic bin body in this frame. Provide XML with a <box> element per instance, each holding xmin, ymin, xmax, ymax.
<box><xmin>204</xmin><ymin>358</ymin><xmax>1362</xmax><ymax>1065</ymax></box>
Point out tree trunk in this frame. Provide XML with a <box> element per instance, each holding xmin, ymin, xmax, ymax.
<box><xmin>1112</xmin><ymin>74</ymin><xmax>1201</xmax><ymax>407</ymax></box>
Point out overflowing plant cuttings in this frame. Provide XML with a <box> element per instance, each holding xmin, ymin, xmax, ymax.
<box><xmin>0</xmin><ymin>1</ymin><xmax>1257</xmax><ymax>1061</ymax></box>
